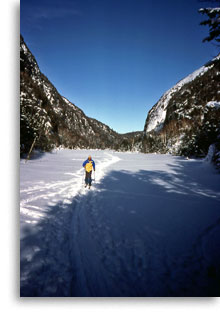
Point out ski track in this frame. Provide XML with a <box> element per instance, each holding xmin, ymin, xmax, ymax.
<box><xmin>20</xmin><ymin>151</ymin><xmax>220</xmax><ymax>296</ymax></box>
<box><xmin>20</xmin><ymin>152</ymin><xmax>120</xmax><ymax>222</ymax></box>
<box><xmin>20</xmin><ymin>152</ymin><xmax>123</xmax><ymax>296</ymax></box>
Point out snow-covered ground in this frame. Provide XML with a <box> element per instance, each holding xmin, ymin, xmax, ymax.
<box><xmin>20</xmin><ymin>149</ymin><xmax>220</xmax><ymax>296</ymax></box>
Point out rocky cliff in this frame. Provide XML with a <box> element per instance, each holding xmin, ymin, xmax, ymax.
<box><xmin>143</xmin><ymin>55</ymin><xmax>220</xmax><ymax>169</ymax></box>
<box><xmin>20</xmin><ymin>35</ymin><xmax>127</xmax><ymax>155</ymax></box>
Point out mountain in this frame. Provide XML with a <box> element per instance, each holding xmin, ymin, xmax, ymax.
<box><xmin>20</xmin><ymin>35</ymin><xmax>136</xmax><ymax>155</ymax></box>
<box><xmin>143</xmin><ymin>55</ymin><xmax>220</xmax><ymax>169</ymax></box>
<box><xmin>20</xmin><ymin>34</ymin><xmax>220</xmax><ymax>169</ymax></box>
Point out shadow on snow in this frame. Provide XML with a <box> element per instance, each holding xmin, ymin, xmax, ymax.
<box><xmin>20</xmin><ymin>158</ymin><xmax>220</xmax><ymax>297</ymax></box>
<box><xmin>20</xmin><ymin>150</ymin><xmax>47</xmax><ymax>161</ymax></box>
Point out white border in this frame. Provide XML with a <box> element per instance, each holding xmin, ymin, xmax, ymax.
<box><xmin>1</xmin><ymin>0</ymin><xmax>220</xmax><ymax>315</ymax></box>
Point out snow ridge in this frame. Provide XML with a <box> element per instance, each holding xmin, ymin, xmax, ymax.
<box><xmin>145</xmin><ymin>55</ymin><xmax>219</xmax><ymax>133</ymax></box>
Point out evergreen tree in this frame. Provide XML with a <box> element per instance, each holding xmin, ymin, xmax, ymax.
<box><xmin>199</xmin><ymin>7</ymin><xmax>220</xmax><ymax>45</ymax></box>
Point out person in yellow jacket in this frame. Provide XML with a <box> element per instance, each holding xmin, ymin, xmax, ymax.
<box><xmin>82</xmin><ymin>155</ymin><xmax>95</xmax><ymax>188</ymax></box>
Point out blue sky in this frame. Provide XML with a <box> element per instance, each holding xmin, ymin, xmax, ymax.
<box><xmin>20</xmin><ymin>0</ymin><xmax>219</xmax><ymax>133</ymax></box>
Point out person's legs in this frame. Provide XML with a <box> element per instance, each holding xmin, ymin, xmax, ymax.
<box><xmin>85</xmin><ymin>171</ymin><xmax>89</xmax><ymax>186</ymax></box>
<box><xmin>88</xmin><ymin>171</ymin><xmax>92</xmax><ymax>186</ymax></box>
<box><xmin>85</xmin><ymin>171</ymin><xmax>92</xmax><ymax>187</ymax></box>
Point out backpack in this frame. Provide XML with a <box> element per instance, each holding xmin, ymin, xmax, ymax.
<box><xmin>85</xmin><ymin>161</ymin><xmax>93</xmax><ymax>172</ymax></box>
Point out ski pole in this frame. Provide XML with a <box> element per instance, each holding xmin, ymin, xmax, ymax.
<box><xmin>82</xmin><ymin>168</ymin><xmax>85</xmax><ymax>184</ymax></box>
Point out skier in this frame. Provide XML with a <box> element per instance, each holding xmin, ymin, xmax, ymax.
<box><xmin>82</xmin><ymin>155</ymin><xmax>95</xmax><ymax>189</ymax></box>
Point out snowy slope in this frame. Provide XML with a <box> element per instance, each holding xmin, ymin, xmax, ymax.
<box><xmin>142</xmin><ymin>54</ymin><xmax>220</xmax><ymax>159</ymax></box>
<box><xmin>145</xmin><ymin>54</ymin><xmax>220</xmax><ymax>133</ymax></box>
<box><xmin>20</xmin><ymin>35</ymin><xmax>125</xmax><ymax>153</ymax></box>
<box><xmin>20</xmin><ymin>150</ymin><xmax>220</xmax><ymax>296</ymax></box>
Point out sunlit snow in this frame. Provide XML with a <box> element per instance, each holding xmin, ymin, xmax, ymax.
<box><xmin>146</xmin><ymin>54</ymin><xmax>220</xmax><ymax>133</ymax></box>
<box><xmin>20</xmin><ymin>149</ymin><xmax>220</xmax><ymax>296</ymax></box>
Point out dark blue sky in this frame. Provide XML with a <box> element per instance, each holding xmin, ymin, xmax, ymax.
<box><xmin>21</xmin><ymin>0</ymin><xmax>219</xmax><ymax>133</ymax></box>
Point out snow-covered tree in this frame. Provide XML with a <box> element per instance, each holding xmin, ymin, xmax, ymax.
<box><xmin>199</xmin><ymin>7</ymin><xmax>220</xmax><ymax>44</ymax></box>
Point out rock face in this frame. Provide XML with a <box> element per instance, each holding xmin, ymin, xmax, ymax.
<box><xmin>143</xmin><ymin>55</ymin><xmax>220</xmax><ymax>166</ymax></box>
<box><xmin>20</xmin><ymin>35</ymin><xmax>129</xmax><ymax>155</ymax></box>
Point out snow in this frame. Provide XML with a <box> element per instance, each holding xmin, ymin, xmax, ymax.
<box><xmin>62</xmin><ymin>96</ymin><xmax>78</xmax><ymax>111</ymax></box>
<box><xmin>199</xmin><ymin>7</ymin><xmax>220</xmax><ymax>14</ymax></box>
<box><xmin>146</xmin><ymin>55</ymin><xmax>220</xmax><ymax>133</ymax></box>
<box><xmin>204</xmin><ymin>144</ymin><xmax>216</xmax><ymax>163</ymax></box>
<box><xmin>21</xmin><ymin>43</ymin><xmax>28</xmax><ymax>53</ymax></box>
<box><xmin>20</xmin><ymin>149</ymin><xmax>220</xmax><ymax>296</ymax></box>
<box><xmin>206</xmin><ymin>101</ymin><xmax>220</xmax><ymax>109</ymax></box>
